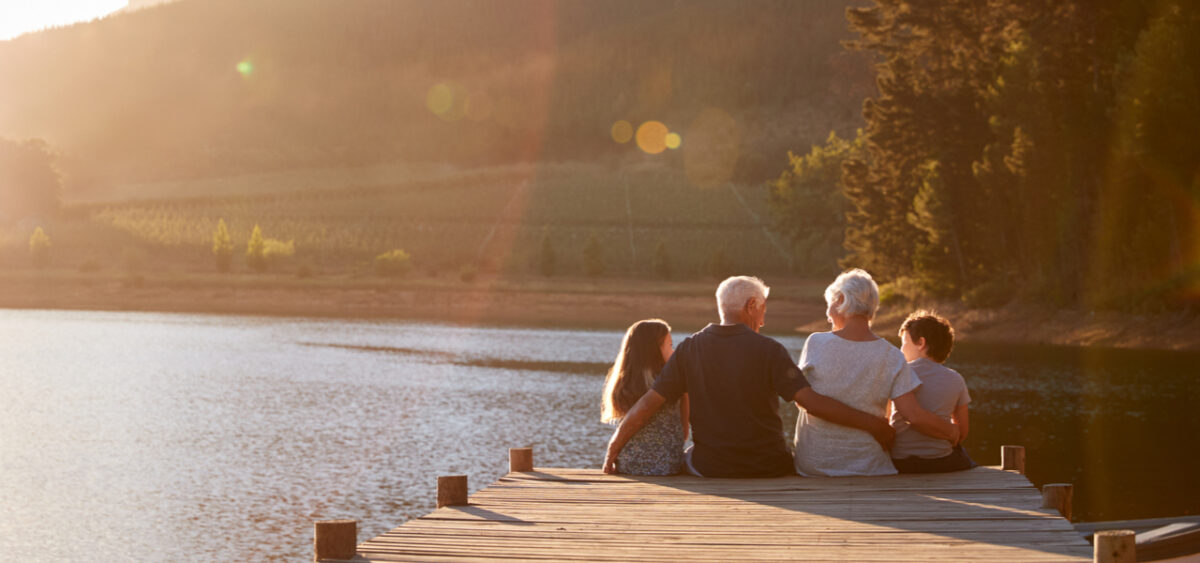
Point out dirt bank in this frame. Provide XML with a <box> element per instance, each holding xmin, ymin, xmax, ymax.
<box><xmin>1</xmin><ymin>271</ymin><xmax>1196</xmax><ymax>350</ymax></box>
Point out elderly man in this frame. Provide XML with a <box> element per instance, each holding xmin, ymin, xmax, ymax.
<box><xmin>603</xmin><ymin>276</ymin><xmax>893</xmax><ymax>478</ymax></box>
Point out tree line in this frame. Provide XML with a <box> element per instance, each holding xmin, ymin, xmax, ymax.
<box><xmin>771</xmin><ymin>0</ymin><xmax>1199</xmax><ymax>311</ymax></box>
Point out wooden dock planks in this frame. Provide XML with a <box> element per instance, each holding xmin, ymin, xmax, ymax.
<box><xmin>344</xmin><ymin>466</ymin><xmax>1092</xmax><ymax>562</ymax></box>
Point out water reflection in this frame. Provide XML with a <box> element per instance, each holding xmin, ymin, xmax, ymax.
<box><xmin>0</xmin><ymin>310</ymin><xmax>1195</xmax><ymax>561</ymax></box>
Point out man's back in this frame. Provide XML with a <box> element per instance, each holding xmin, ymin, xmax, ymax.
<box><xmin>652</xmin><ymin>323</ymin><xmax>809</xmax><ymax>477</ymax></box>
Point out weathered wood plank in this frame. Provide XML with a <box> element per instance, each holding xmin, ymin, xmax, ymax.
<box><xmin>349</xmin><ymin>466</ymin><xmax>1091</xmax><ymax>562</ymax></box>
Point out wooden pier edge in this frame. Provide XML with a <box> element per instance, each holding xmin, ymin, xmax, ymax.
<box><xmin>313</xmin><ymin>519</ymin><xmax>356</xmax><ymax>562</ymax></box>
<box><xmin>1094</xmin><ymin>530</ymin><xmax>1136</xmax><ymax>563</ymax></box>
<box><xmin>1042</xmin><ymin>483</ymin><xmax>1074</xmax><ymax>521</ymax></box>
<box><xmin>335</xmin><ymin>444</ymin><xmax>1104</xmax><ymax>562</ymax></box>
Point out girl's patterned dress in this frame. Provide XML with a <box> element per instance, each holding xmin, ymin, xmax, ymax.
<box><xmin>613</xmin><ymin>401</ymin><xmax>684</xmax><ymax>475</ymax></box>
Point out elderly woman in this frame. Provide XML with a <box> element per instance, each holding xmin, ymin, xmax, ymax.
<box><xmin>793</xmin><ymin>269</ymin><xmax>959</xmax><ymax>476</ymax></box>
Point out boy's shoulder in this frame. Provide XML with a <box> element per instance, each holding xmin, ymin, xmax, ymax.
<box><xmin>909</xmin><ymin>358</ymin><xmax>968</xmax><ymax>387</ymax></box>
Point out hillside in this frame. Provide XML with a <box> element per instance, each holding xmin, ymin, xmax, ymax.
<box><xmin>0</xmin><ymin>0</ymin><xmax>870</xmax><ymax>195</ymax></box>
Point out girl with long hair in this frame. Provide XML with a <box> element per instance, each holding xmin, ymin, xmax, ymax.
<box><xmin>601</xmin><ymin>319</ymin><xmax>689</xmax><ymax>475</ymax></box>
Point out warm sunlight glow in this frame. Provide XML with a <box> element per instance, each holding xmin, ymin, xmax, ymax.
<box><xmin>635</xmin><ymin>121</ymin><xmax>669</xmax><ymax>154</ymax></box>
<box><xmin>236</xmin><ymin>59</ymin><xmax>254</xmax><ymax>77</ymax></box>
<box><xmin>0</xmin><ymin>1</ymin><xmax>125</xmax><ymax>41</ymax></box>
<box><xmin>665</xmin><ymin>132</ymin><xmax>681</xmax><ymax>150</ymax></box>
<box><xmin>610</xmin><ymin>120</ymin><xmax>633</xmax><ymax>144</ymax></box>
<box><xmin>426</xmin><ymin>83</ymin><xmax>454</xmax><ymax>116</ymax></box>
<box><xmin>426</xmin><ymin>82</ymin><xmax>467</xmax><ymax>121</ymax></box>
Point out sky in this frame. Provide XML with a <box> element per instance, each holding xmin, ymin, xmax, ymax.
<box><xmin>0</xmin><ymin>1</ymin><xmax>127</xmax><ymax>41</ymax></box>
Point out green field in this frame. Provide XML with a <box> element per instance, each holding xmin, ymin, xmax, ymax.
<box><xmin>3</xmin><ymin>161</ymin><xmax>808</xmax><ymax>280</ymax></box>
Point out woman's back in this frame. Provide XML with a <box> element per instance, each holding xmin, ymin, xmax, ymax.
<box><xmin>793</xmin><ymin>332</ymin><xmax>920</xmax><ymax>476</ymax></box>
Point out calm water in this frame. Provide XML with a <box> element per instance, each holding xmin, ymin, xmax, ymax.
<box><xmin>0</xmin><ymin>310</ymin><xmax>1196</xmax><ymax>561</ymax></box>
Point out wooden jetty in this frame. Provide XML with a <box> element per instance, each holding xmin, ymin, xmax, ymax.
<box><xmin>315</xmin><ymin>446</ymin><xmax>1136</xmax><ymax>562</ymax></box>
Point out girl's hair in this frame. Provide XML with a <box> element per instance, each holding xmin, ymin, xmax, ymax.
<box><xmin>601</xmin><ymin>319</ymin><xmax>672</xmax><ymax>423</ymax></box>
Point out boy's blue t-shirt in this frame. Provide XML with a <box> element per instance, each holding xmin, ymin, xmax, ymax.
<box><xmin>890</xmin><ymin>357</ymin><xmax>971</xmax><ymax>460</ymax></box>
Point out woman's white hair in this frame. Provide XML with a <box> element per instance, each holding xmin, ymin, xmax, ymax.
<box><xmin>716</xmin><ymin>276</ymin><xmax>770</xmax><ymax>323</ymax></box>
<box><xmin>824</xmin><ymin>268</ymin><xmax>880</xmax><ymax>320</ymax></box>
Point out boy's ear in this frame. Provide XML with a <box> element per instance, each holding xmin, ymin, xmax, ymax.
<box><xmin>916</xmin><ymin>336</ymin><xmax>928</xmax><ymax>351</ymax></box>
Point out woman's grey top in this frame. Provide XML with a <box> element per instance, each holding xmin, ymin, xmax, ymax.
<box><xmin>793</xmin><ymin>332</ymin><xmax>921</xmax><ymax>476</ymax></box>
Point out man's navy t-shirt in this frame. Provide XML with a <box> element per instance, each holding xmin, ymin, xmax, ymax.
<box><xmin>651</xmin><ymin>323</ymin><xmax>810</xmax><ymax>478</ymax></box>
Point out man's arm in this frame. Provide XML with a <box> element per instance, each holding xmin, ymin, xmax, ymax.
<box><xmin>603</xmin><ymin>390</ymin><xmax>667</xmax><ymax>473</ymax></box>
<box><xmin>951</xmin><ymin>403</ymin><xmax>969</xmax><ymax>445</ymax></box>
<box><xmin>679</xmin><ymin>393</ymin><xmax>690</xmax><ymax>441</ymax></box>
<box><xmin>893</xmin><ymin>391</ymin><xmax>959</xmax><ymax>443</ymax></box>
<box><xmin>793</xmin><ymin>387</ymin><xmax>894</xmax><ymax>450</ymax></box>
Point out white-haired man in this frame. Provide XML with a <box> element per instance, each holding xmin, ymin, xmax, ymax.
<box><xmin>604</xmin><ymin>276</ymin><xmax>893</xmax><ymax>478</ymax></box>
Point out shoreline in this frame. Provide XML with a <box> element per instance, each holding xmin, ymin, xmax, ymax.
<box><xmin>1</xmin><ymin>271</ymin><xmax>1197</xmax><ymax>351</ymax></box>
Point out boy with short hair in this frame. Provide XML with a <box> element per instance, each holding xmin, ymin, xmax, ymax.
<box><xmin>889</xmin><ymin>310</ymin><xmax>976</xmax><ymax>473</ymax></box>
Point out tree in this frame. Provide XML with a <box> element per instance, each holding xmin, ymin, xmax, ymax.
<box><xmin>768</xmin><ymin>130</ymin><xmax>864</xmax><ymax>272</ymax></box>
<box><xmin>29</xmin><ymin>227</ymin><xmax>51</xmax><ymax>267</ymax></box>
<box><xmin>538</xmin><ymin>227</ymin><xmax>555</xmax><ymax>277</ymax></box>
<box><xmin>652</xmin><ymin>239</ymin><xmax>672</xmax><ymax>279</ymax></box>
<box><xmin>582</xmin><ymin>231</ymin><xmax>606</xmax><ymax>277</ymax></box>
<box><xmin>0</xmin><ymin>138</ymin><xmax>61</xmax><ymax>223</ymax></box>
<box><xmin>212</xmin><ymin>218</ymin><xmax>233</xmax><ymax>273</ymax></box>
<box><xmin>246</xmin><ymin>224</ymin><xmax>266</xmax><ymax>272</ymax></box>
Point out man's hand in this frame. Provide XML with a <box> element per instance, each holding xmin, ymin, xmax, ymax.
<box><xmin>601</xmin><ymin>390</ymin><xmax>667</xmax><ymax>475</ymax></box>
<box><xmin>603</xmin><ymin>447</ymin><xmax>618</xmax><ymax>474</ymax></box>
<box><xmin>794</xmin><ymin>387</ymin><xmax>895</xmax><ymax>449</ymax></box>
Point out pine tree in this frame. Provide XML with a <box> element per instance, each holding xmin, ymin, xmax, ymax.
<box><xmin>212</xmin><ymin>218</ymin><xmax>233</xmax><ymax>273</ymax></box>
<box><xmin>246</xmin><ymin>224</ymin><xmax>266</xmax><ymax>272</ymax></box>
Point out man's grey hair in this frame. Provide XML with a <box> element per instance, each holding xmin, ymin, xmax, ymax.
<box><xmin>716</xmin><ymin>276</ymin><xmax>770</xmax><ymax>324</ymax></box>
<box><xmin>824</xmin><ymin>268</ymin><xmax>880</xmax><ymax>320</ymax></box>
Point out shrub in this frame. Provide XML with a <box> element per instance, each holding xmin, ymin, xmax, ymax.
<box><xmin>374</xmin><ymin>249</ymin><xmax>412</xmax><ymax>276</ymax></box>
<box><xmin>212</xmin><ymin>218</ymin><xmax>233</xmax><ymax>273</ymax></box>
<box><xmin>878</xmin><ymin>277</ymin><xmax>923</xmax><ymax>305</ymax></box>
<box><xmin>29</xmin><ymin>227</ymin><xmax>50</xmax><ymax>267</ymax></box>
<box><xmin>262</xmin><ymin>238</ymin><xmax>295</xmax><ymax>269</ymax></box>
<box><xmin>582</xmin><ymin>231</ymin><xmax>605</xmax><ymax>277</ymax></box>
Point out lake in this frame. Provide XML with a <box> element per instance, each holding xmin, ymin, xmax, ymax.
<box><xmin>0</xmin><ymin>310</ymin><xmax>1196</xmax><ymax>561</ymax></box>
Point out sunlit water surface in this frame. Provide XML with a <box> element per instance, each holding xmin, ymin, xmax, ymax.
<box><xmin>1</xmin><ymin>310</ymin><xmax>1196</xmax><ymax>561</ymax></box>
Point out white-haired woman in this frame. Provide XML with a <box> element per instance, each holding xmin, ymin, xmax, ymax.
<box><xmin>793</xmin><ymin>269</ymin><xmax>959</xmax><ymax>476</ymax></box>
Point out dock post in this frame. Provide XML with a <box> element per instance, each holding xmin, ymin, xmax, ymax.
<box><xmin>313</xmin><ymin>519</ymin><xmax>356</xmax><ymax>562</ymax></box>
<box><xmin>1093</xmin><ymin>529</ymin><xmax>1135</xmax><ymax>563</ymax></box>
<box><xmin>510</xmin><ymin>447</ymin><xmax>533</xmax><ymax>472</ymax></box>
<box><xmin>1041</xmin><ymin>483</ymin><xmax>1073</xmax><ymax>520</ymax></box>
<box><xmin>1001</xmin><ymin>445</ymin><xmax>1026</xmax><ymax>474</ymax></box>
<box><xmin>437</xmin><ymin>475</ymin><xmax>468</xmax><ymax>508</ymax></box>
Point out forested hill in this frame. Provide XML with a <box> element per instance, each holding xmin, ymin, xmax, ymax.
<box><xmin>0</xmin><ymin>0</ymin><xmax>870</xmax><ymax>191</ymax></box>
